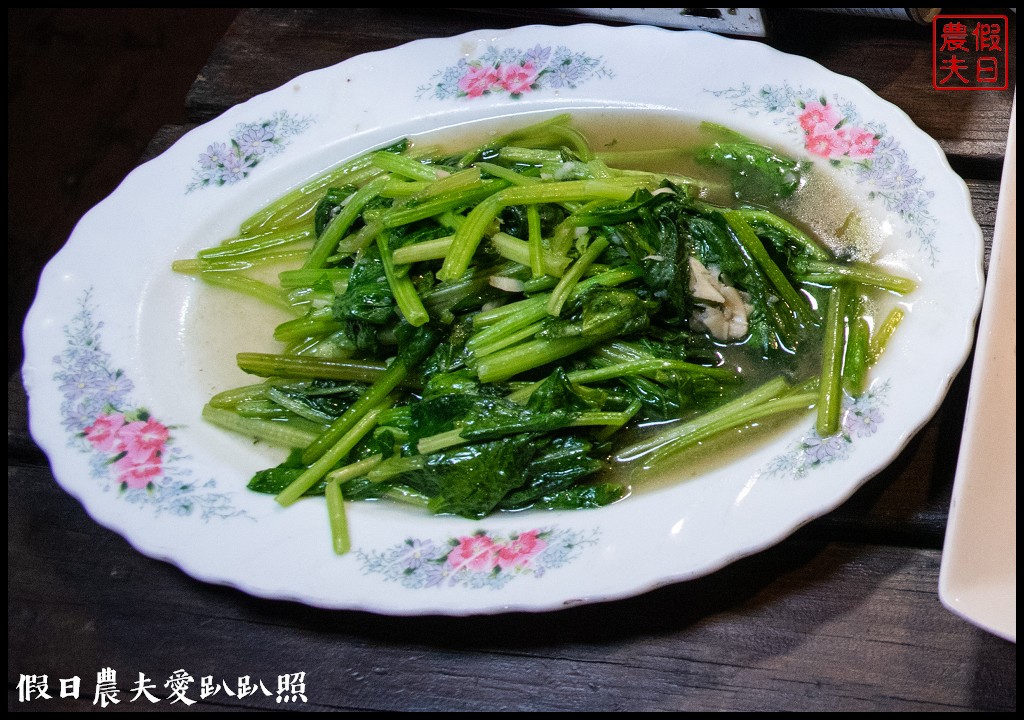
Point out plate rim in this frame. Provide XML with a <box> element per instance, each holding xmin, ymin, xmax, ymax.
<box><xmin>21</xmin><ymin>23</ymin><xmax>986</xmax><ymax>615</ymax></box>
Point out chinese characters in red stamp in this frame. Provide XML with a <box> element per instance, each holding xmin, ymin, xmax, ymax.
<box><xmin>933</xmin><ymin>15</ymin><xmax>1009</xmax><ymax>90</ymax></box>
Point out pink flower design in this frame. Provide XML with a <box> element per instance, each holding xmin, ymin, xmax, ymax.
<box><xmin>798</xmin><ymin>101</ymin><xmax>841</xmax><ymax>133</ymax></box>
<box><xmin>498</xmin><ymin>62</ymin><xmax>538</xmax><ymax>96</ymax></box>
<box><xmin>458</xmin><ymin>65</ymin><xmax>500</xmax><ymax>98</ymax></box>
<box><xmin>117</xmin><ymin>418</ymin><xmax>170</xmax><ymax>463</ymax></box>
<box><xmin>840</xmin><ymin>126</ymin><xmax>879</xmax><ymax>158</ymax></box>
<box><xmin>84</xmin><ymin>413</ymin><xmax>126</xmax><ymax>453</ymax></box>
<box><xmin>805</xmin><ymin>123</ymin><xmax>851</xmax><ymax>159</ymax></box>
<box><xmin>113</xmin><ymin>450</ymin><xmax>163</xmax><ymax>489</ymax></box>
<box><xmin>495</xmin><ymin>530</ymin><xmax>547</xmax><ymax>570</ymax></box>
<box><xmin>447</xmin><ymin>534</ymin><xmax>499</xmax><ymax>572</ymax></box>
<box><xmin>796</xmin><ymin>100</ymin><xmax>876</xmax><ymax>160</ymax></box>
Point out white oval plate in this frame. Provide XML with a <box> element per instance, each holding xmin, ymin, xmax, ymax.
<box><xmin>23</xmin><ymin>25</ymin><xmax>983</xmax><ymax>615</ymax></box>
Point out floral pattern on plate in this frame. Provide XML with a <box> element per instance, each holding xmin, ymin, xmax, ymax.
<box><xmin>357</xmin><ymin>527</ymin><xmax>599</xmax><ymax>589</ymax></box>
<box><xmin>417</xmin><ymin>44</ymin><xmax>612</xmax><ymax>101</ymax></box>
<box><xmin>52</xmin><ymin>290</ymin><xmax>242</xmax><ymax>519</ymax></box>
<box><xmin>764</xmin><ymin>380</ymin><xmax>890</xmax><ymax>478</ymax></box>
<box><xmin>708</xmin><ymin>83</ymin><xmax>939</xmax><ymax>265</ymax></box>
<box><xmin>187</xmin><ymin>111</ymin><xmax>313</xmax><ymax>192</ymax></box>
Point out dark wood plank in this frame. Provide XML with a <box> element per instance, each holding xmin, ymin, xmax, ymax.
<box><xmin>8</xmin><ymin>462</ymin><xmax>1015</xmax><ymax>712</ymax></box>
<box><xmin>186</xmin><ymin>9</ymin><xmax>1015</xmax><ymax>174</ymax></box>
<box><xmin>136</xmin><ymin>123</ymin><xmax>198</xmax><ymax>164</ymax></box>
<box><xmin>7</xmin><ymin>9</ymin><xmax>239</xmax><ymax>378</ymax></box>
<box><xmin>965</xmin><ymin>177</ymin><xmax>1002</xmax><ymax>272</ymax></box>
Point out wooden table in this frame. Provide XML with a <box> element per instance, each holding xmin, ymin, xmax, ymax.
<box><xmin>9</xmin><ymin>8</ymin><xmax>1016</xmax><ymax>711</ymax></box>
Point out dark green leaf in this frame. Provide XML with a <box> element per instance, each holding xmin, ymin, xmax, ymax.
<box><xmin>532</xmin><ymin>483</ymin><xmax>626</xmax><ymax>510</ymax></box>
<box><xmin>426</xmin><ymin>435</ymin><xmax>538</xmax><ymax>519</ymax></box>
<box><xmin>247</xmin><ymin>449</ymin><xmax>325</xmax><ymax>496</ymax></box>
<box><xmin>498</xmin><ymin>434</ymin><xmax>605</xmax><ymax>510</ymax></box>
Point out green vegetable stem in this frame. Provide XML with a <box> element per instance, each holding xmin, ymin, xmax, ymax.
<box><xmin>174</xmin><ymin>114</ymin><xmax>915</xmax><ymax>553</ymax></box>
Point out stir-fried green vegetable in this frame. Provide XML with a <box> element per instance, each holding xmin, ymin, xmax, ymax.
<box><xmin>174</xmin><ymin>114</ymin><xmax>914</xmax><ymax>554</ymax></box>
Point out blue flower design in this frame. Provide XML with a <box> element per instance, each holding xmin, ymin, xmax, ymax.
<box><xmin>199</xmin><ymin>142</ymin><xmax>230</xmax><ymax>169</ymax></box>
<box><xmin>844</xmin><ymin>402</ymin><xmax>883</xmax><ymax>438</ymax></box>
<box><xmin>524</xmin><ymin>44</ymin><xmax>552</xmax><ymax>67</ymax></box>
<box><xmin>59</xmin><ymin>370</ymin><xmax>107</xmax><ymax>403</ymax></box>
<box><xmin>237</xmin><ymin>125</ymin><xmax>276</xmax><ymax>156</ymax></box>
<box><xmin>220</xmin><ymin>152</ymin><xmax>256</xmax><ymax>184</ymax></box>
<box><xmin>187</xmin><ymin>111</ymin><xmax>313</xmax><ymax>192</ymax></box>
<box><xmin>763</xmin><ymin>381</ymin><xmax>890</xmax><ymax>478</ymax></box>
<box><xmin>52</xmin><ymin>290</ymin><xmax>244</xmax><ymax>520</ymax></box>
<box><xmin>398</xmin><ymin>538</ymin><xmax>441</xmax><ymax>571</ymax></box>
<box><xmin>803</xmin><ymin>433</ymin><xmax>849</xmax><ymax>463</ymax></box>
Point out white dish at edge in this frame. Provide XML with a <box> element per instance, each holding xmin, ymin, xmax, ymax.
<box><xmin>939</xmin><ymin>98</ymin><xmax>1015</xmax><ymax>643</ymax></box>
